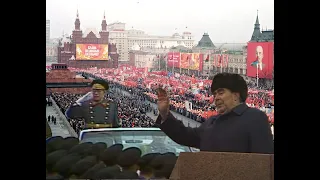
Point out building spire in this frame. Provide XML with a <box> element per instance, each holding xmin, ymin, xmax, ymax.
<box><xmin>251</xmin><ymin>10</ymin><xmax>261</xmax><ymax>41</ymax></box>
<box><xmin>101</xmin><ymin>11</ymin><xmax>107</xmax><ymax>31</ymax></box>
<box><xmin>76</xmin><ymin>9</ymin><xmax>79</xmax><ymax>19</ymax></box>
<box><xmin>255</xmin><ymin>9</ymin><xmax>259</xmax><ymax>24</ymax></box>
<box><xmin>74</xmin><ymin>9</ymin><xmax>81</xmax><ymax>30</ymax></box>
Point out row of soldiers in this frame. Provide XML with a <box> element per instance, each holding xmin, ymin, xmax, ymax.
<box><xmin>46</xmin><ymin>136</ymin><xmax>177</xmax><ymax>179</ymax></box>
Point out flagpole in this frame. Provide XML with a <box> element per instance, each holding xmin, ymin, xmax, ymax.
<box><xmin>165</xmin><ymin>54</ymin><xmax>168</xmax><ymax>72</ymax></box>
<box><xmin>256</xmin><ymin>65</ymin><xmax>259</xmax><ymax>87</ymax></box>
<box><xmin>209</xmin><ymin>50</ymin><xmax>212</xmax><ymax>76</ymax></box>
<box><xmin>158</xmin><ymin>55</ymin><xmax>160</xmax><ymax>70</ymax></box>
<box><xmin>188</xmin><ymin>55</ymin><xmax>190</xmax><ymax>75</ymax></box>
<box><xmin>220</xmin><ymin>53</ymin><xmax>223</xmax><ymax>73</ymax></box>
<box><xmin>198</xmin><ymin>49</ymin><xmax>201</xmax><ymax>77</ymax></box>
<box><xmin>172</xmin><ymin>28</ymin><xmax>177</xmax><ymax>75</ymax></box>
<box><xmin>172</xmin><ymin>50</ymin><xmax>175</xmax><ymax>74</ymax></box>
<box><xmin>180</xmin><ymin>53</ymin><xmax>182</xmax><ymax>75</ymax></box>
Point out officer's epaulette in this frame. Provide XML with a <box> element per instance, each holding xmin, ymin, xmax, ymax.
<box><xmin>72</xmin><ymin>102</ymin><xmax>80</xmax><ymax>106</ymax></box>
<box><xmin>107</xmin><ymin>99</ymin><xmax>114</xmax><ymax>103</ymax></box>
<box><xmin>101</xmin><ymin>99</ymin><xmax>113</xmax><ymax>107</ymax></box>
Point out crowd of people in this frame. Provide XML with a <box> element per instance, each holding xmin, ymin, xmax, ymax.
<box><xmin>46</xmin><ymin>67</ymin><xmax>274</xmax><ymax>179</ymax></box>
<box><xmin>46</xmin><ymin>136</ymin><xmax>177</xmax><ymax>179</ymax></box>
<box><xmin>49</xmin><ymin>68</ymin><xmax>274</xmax><ymax>136</ymax></box>
<box><xmin>80</xmin><ymin>71</ymin><xmax>274</xmax><ymax>125</ymax></box>
<box><xmin>110</xmin><ymin>88</ymin><xmax>156</xmax><ymax>128</ymax></box>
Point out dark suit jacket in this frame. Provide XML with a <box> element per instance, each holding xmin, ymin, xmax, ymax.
<box><xmin>156</xmin><ymin>104</ymin><xmax>273</xmax><ymax>154</ymax></box>
<box><xmin>65</xmin><ymin>99</ymin><xmax>120</xmax><ymax>127</ymax></box>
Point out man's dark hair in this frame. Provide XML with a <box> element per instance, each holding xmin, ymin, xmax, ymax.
<box><xmin>211</xmin><ymin>73</ymin><xmax>248</xmax><ymax>102</ymax></box>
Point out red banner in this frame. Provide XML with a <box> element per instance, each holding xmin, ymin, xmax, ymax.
<box><xmin>215</xmin><ymin>54</ymin><xmax>222</xmax><ymax>67</ymax></box>
<box><xmin>180</xmin><ymin>53</ymin><xmax>191</xmax><ymax>69</ymax></box>
<box><xmin>76</xmin><ymin>44</ymin><xmax>109</xmax><ymax>60</ymax></box>
<box><xmin>203</xmin><ymin>54</ymin><xmax>210</xmax><ymax>62</ymax></box>
<box><xmin>199</xmin><ymin>54</ymin><xmax>204</xmax><ymax>71</ymax></box>
<box><xmin>167</xmin><ymin>52</ymin><xmax>181</xmax><ymax>68</ymax></box>
<box><xmin>212</xmin><ymin>54</ymin><xmax>217</xmax><ymax>67</ymax></box>
<box><xmin>246</xmin><ymin>42</ymin><xmax>274</xmax><ymax>79</ymax></box>
<box><xmin>167</xmin><ymin>52</ymin><xmax>203</xmax><ymax>70</ymax></box>
<box><xmin>179</xmin><ymin>53</ymin><xmax>203</xmax><ymax>71</ymax></box>
<box><xmin>189</xmin><ymin>53</ymin><xmax>202</xmax><ymax>71</ymax></box>
<box><xmin>222</xmin><ymin>54</ymin><xmax>229</xmax><ymax>67</ymax></box>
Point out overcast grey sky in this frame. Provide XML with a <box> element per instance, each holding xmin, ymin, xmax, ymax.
<box><xmin>46</xmin><ymin>0</ymin><xmax>273</xmax><ymax>43</ymax></box>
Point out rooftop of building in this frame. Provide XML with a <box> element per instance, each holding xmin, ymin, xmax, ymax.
<box><xmin>250</xmin><ymin>11</ymin><xmax>274</xmax><ymax>42</ymax></box>
<box><xmin>196</xmin><ymin>33</ymin><xmax>215</xmax><ymax>48</ymax></box>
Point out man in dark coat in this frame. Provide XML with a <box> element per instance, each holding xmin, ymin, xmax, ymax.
<box><xmin>156</xmin><ymin>73</ymin><xmax>273</xmax><ymax>154</ymax></box>
<box><xmin>65</xmin><ymin>79</ymin><xmax>120</xmax><ymax>129</ymax></box>
<box><xmin>46</xmin><ymin>119</ymin><xmax>52</xmax><ymax>139</ymax></box>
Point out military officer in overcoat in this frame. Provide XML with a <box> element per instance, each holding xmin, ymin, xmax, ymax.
<box><xmin>65</xmin><ymin>79</ymin><xmax>120</xmax><ymax>129</ymax></box>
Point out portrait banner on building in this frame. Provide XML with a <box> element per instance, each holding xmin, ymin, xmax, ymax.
<box><xmin>246</xmin><ymin>42</ymin><xmax>274</xmax><ymax>79</ymax></box>
<box><xmin>180</xmin><ymin>53</ymin><xmax>191</xmax><ymax>69</ymax></box>
<box><xmin>189</xmin><ymin>53</ymin><xmax>201</xmax><ymax>71</ymax></box>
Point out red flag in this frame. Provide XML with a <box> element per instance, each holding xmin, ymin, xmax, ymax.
<box><xmin>205</xmin><ymin>54</ymin><xmax>209</xmax><ymax>62</ymax></box>
<box><xmin>216</xmin><ymin>54</ymin><xmax>221</xmax><ymax>67</ymax></box>
<box><xmin>219</xmin><ymin>54</ymin><xmax>223</xmax><ymax>67</ymax></box>
<box><xmin>224</xmin><ymin>54</ymin><xmax>228</xmax><ymax>67</ymax></box>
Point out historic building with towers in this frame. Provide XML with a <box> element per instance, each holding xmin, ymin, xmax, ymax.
<box><xmin>250</xmin><ymin>11</ymin><xmax>274</xmax><ymax>42</ymax></box>
<box><xmin>57</xmin><ymin>10</ymin><xmax>119</xmax><ymax>68</ymax></box>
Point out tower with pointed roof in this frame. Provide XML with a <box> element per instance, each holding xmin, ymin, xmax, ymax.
<box><xmin>250</xmin><ymin>10</ymin><xmax>261</xmax><ymax>42</ymax></box>
<box><xmin>58</xmin><ymin>10</ymin><xmax>119</xmax><ymax>68</ymax></box>
<box><xmin>196</xmin><ymin>33</ymin><xmax>215</xmax><ymax>49</ymax></box>
<box><xmin>249</xmin><ymin>10</ymin><xmax>274</xmax><ymax>42</ymax></box>
<box><xmin>72</xmin><ymin>9</ymin><xmax>83</xmax><ymax>43</ymax></box>
<box><xmin>99</xmin><ymin>11</ymin><xmax>109</xmax><ymax>44</ymax></box>
<box><xmin>75</xmin><ymin>9</ymin><xmax>80</xmax><ymax>30</ymax></box>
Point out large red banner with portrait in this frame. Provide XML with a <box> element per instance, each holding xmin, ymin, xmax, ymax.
<box><xmin>189</xmin><ymin>53</ymin><xmax>203</xmax><ymax>71</ymax></box>
<box><xmin>180</xmin><ymin>53</ymin><xmax>191</xmax><ymax>69</ymax></box>
<box><xmin>246</xmin><ymin>42</ymin><xmax>274</xmax><ymax>79</ymax></box>
<box><xmin>179</xmin><ymin>53</ymin><xmax>203</xmax><ymax>71</ymax></box>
